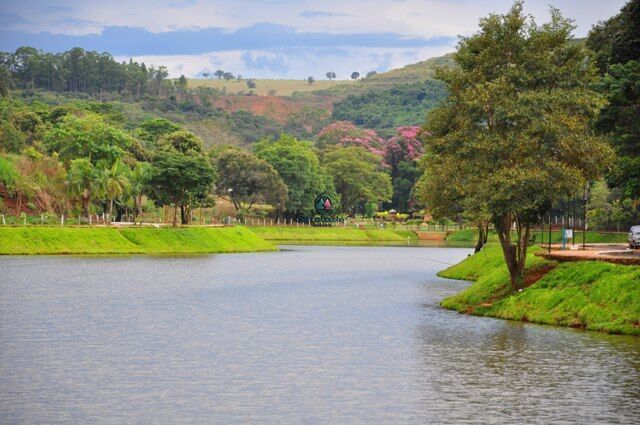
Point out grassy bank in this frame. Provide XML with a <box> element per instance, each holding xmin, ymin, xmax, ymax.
<box><xmin>251</xmin><ymin>226</ymin><xmax>417</xmax><ymax>243</ymax></box>
<box><xmin>0</xmin><ymin>226</ymin><xmax>275</xmax><ymax>255</ymax></box>
<box><xmin>439</xmin><ymin>245</ymin><xmax>640</xmax><ymax>335</ymax></box>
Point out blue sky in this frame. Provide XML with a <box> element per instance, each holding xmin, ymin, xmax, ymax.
<box><xmin>0</xmin><ymin>0</ymin><xmax>627</xmax><ymax>79</ymax></box>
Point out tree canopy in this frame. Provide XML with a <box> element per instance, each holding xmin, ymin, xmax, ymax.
<box><xmin>254</xmin><ymin>134</ymin><xmax>336</xmax><ymax>216</ymax></box>
<box><xmin>322</xmin><ymin>146</ymin><xmax>391</xmax><ymax>214</ymax></box>
<box><xmin>213</xmin><ymin>148</ymin><xmax>288</xmax><ymax>214</ymax></box>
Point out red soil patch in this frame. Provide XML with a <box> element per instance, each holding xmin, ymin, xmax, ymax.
<box><xmin>523</xmin><ymin>264</ymin><xmax>556</xmax><ymax>288</ymax></box>
<box><xmin>213</xmin><ymin>95</ymin><xmax>335</xmax><ymax>123</ymax></box>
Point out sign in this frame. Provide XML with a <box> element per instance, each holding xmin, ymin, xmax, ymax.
<box><xmin>564</xmin><ymin>229</ymin><xmax>573</xmax><ymax>239</ymax></box>
<box><xmin>315</xmin><ymin>195</ymin><xmax>332</xmax><ymax>215</ymax></box>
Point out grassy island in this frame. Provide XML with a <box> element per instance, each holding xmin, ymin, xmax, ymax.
<box><xmin>439</xmin><ymin>245</ymin><xmax>640</xmax><ymax>335</ymax></box>
<box><xmin>0</xmin><ymin>226</ymin><xmax>275</xmax><ymax>255</ymax></box>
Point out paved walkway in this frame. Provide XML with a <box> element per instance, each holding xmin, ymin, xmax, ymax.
<box><xmin>536</xmin><ymin>244</ymin><xmax>640</xmax><ymax>265</ymax></box>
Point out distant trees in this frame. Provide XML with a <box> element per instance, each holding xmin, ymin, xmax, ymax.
<box><xmin>213</xmin><ymin>70</ymin><xmax>225</xmax><ymax>79</ymax></box>
<box><xmin>246</xmin><ymin>79</ymin><xmax>256</xmax><ymax>89</ymax></box>
<box><xmin>350</xmin><ymin>72</ymin><xmax>360</xmax><ymax>80</ymax></box>
<box><xmin>0</xmin><ymin>46</ymin><xmax>175</xmax><ymax>97</ymax></box>
<box><xmin>365</xmin><ymin>71</ymin><xmax>377</xmax><ymax>78</ymax></box>
<box><xmin>223</xmin><ymin>72</ymin><xmax>235</xmax><ymax>81</ymax></box>
<box><xmin>202</xmin><ymin>72</ymin><xmax>210</xmax><ymax>80</ymax></box>
<box><xmin>307</xmin><ymin>76</ymin><xmax>315</xmax><ymax>85</ymax></box>
<box><xmin>326</xmin><ymin>71</ymin><xmax>336</xmax><ymax>80</ymax></box>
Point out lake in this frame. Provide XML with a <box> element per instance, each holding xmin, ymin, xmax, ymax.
<box><xmin>0</xmin><ymin>246</ymin><xmax>638</xmax><ymax>424</ymax></box>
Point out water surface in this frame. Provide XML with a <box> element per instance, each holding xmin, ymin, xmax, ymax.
<box><xmin>0</xmin><ymin>246</ymin><xmax>638</xmax><ymax>424</ymax></box>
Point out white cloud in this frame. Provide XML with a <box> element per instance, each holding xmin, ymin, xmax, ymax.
<box><xmin>3</xmin><ymin>0</ymin><xmax>627</xmax><ymax>38</ymax></box>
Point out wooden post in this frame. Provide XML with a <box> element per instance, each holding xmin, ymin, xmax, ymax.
<box><xmin>61</xmin><ymin>214</ymin><xmax>64</xmax><ymax>226</ymax></box>
<box><xmin>1</xmin><ymin>214</ymin><xmax>5</xmax><ymax>226</ymax></box>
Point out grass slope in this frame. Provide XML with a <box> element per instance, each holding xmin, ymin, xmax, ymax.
<box><xmin>439</xmin><ymin>245</ymin><xmax>640</xmax><ymax>335</ymax></box>
<box><xmin>251</xmin><ymin>226</ymin><xmax>415</xmax><ymax>242</ymax></box>
<box><xmin>188</xmin><ymin>79</ymin><xmax>354</xmax><ymax>96</ymax></box>
<box><xmin>0</xmin><ymin>226</ymin><xmax>275</xmax><ymax>255</ymax></box>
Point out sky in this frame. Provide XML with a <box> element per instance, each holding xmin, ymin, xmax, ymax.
<box><xmin>0</xmin><ymin>0</ymin><xmax>627</xmax><ymax>79</ymax></box>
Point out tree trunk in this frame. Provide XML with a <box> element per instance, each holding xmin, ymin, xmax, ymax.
<box><xmin>173</xmin><ymin>203</ymin><xmax>179</xmax><ymax>228</ymax></box>
<box><xmin>180</xmin><ymin>204</ymin><xmax>189</xmax><ymax>225</ymax></box>
<box><xmin>474</xmin><ymin>221</ymin><xmax>487</xmax><ymax>253</ymax></box>
<box><xmin>135</xmin><ymin>195</ymin><xmax>142</xmax><ymax>225</ymax></box>
<box><xmin>108</xmin><ymin>199</ymin><xmax>114</xmax><ymax>222</ymax></box>
<box><xmin>494</xmin><ymin>213</ymin><xmax>529</xmax><ymax>291</ymax></box>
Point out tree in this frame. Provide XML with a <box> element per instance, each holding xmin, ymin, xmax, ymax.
<box><xmin>175</xmin><ymin>74</ymin><xmax>188</xmax><ymax>91</ymax></box>
<box><xmin>365</xmin><ymin>71</ymin><xmax>378</xmax><ymax>78</ymax></box>
<box><xmin>213</xmin><ymin>149</ymin><xmax>287</xmax><ymax>213</ymax></box>
<box><xmin>588</xmin><ymin>1</ymin><xmax>640</xmax><ymax>218</ymax></box>
<box><xmin>214</xmin><ymin>69</ymin><xmax>225</xmax><ymax>80</ymax></box>
<box><xmin>254</xmin><ymin>134</ymin><xmax>336</xmax><ymax>216</ymax></box>
<box><xmin>246</xmin><ymin>79</ymin><xmax>256</xmax><ymax>89</ymax></box>
<box><xmin>326</xmin><ymin>71</ymin><xmax>336</xmax><ymax>81</ymax></box>
<box><xmin>0</xmin><ymin>66</ymin><xmax>12</xmax><ymax>97</ymax></box>
<box><xmin>146</xmin><ymin>151</ymin><xmax>215</xmax><ymax>227</ymax></box>
<box><xmin>418</xmin><ymin>2</ymin><xmax>613</xmax><ymax>290</ymax></box>
<box><xmin>128</xmin><ymin>161</ymin><xmax>152</xmax><ymax>224</ymax></box>
<box><xmin>317</xmin><ymin>121</ymin><xmax>385</xmax><ymax>155</ymax></box>
<box><xmin>307</xmin><ymin>76</ymin><xmax>315</xmax><ymax>85</ymax></box>
<box><xmin>223</xmin><ymin>72</ymin><xmax>234</xmax><ymax>81</ymax></box>
<box><xmin>595</xmin><ymin>61</ymin><xmax>640</xmax><ymax>209</ymax></box>
<box><xmin>67</xmin><ymin>158</ymin><xmax>105</xmax><ymax>217</ymax></box>
<box><xmin>157</xmin><ymin>130</ymin><xmax>203</xmax><ymax>154</ymax></box>
<box><xmin>586</xmin><ymin>0</ymin><xmax>640</xmax><ymax>73</ymax></box>
<box><xmin>44</xmin><ymin>114</ymin><xmax>133</xmax><ymax>165</ymax></box>
<box><xmin>135</xmin><ymin>118</ymin><xmax>182</xmax><ymax>146</ymax></box>
<box><xmin>350</xmin><ymin>72</ymin><xmax>360</xmax><ymax>80</ymax></box>
<box><xmin>202</xmin><ymin>72</ymin><xmax>210</xmax><ymax>79</ymax></box>
<box><xmin>100</xmin><ymin>159</ymin><xmax>130</xmax><ymax>219</ymax></box>
<box><xmin>322</xmin><ymin>146</ymin><xmax>391</xmax><ymax>214</ymax></box>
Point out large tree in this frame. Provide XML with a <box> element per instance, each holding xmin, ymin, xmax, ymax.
<box><xmin>322</xmin><ymin>146</ymin><xmax>391</xmax><ymax>214</ymax></box>
<box><xmin>146</xmin><ymin>151</ymin><xmax>215</xmax><ymax>227</ymax></box>
<box><xmin>254</xmin><ymin>134</ymin><xmax>336</xmax><ymax>216</ymax></box>
<box><xmin>418</xmin><ymin>2</ymin><xmax>613</xmax><ymax>289</ymax></box>
<box><xmin>213</xmin><ymin>149</ymin><xmax>287</xmax><ymax>214</ymax></box>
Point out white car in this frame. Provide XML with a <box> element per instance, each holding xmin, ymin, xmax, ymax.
<box><xmin>629</xmin><ymin>225</ymin><xmax>640</xmax><ymax>249</ymax></box>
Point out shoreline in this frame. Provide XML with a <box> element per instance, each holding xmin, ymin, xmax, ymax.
<box><xmin>438</xmin><ymin>245</ymin><xmax>640</xmax><ymax>336</ymax></box>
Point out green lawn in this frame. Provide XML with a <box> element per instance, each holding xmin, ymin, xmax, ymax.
<box><xmin>439</xmin><ymin>245</ymin><xmax>640</xmax><ymax>335</ymax></box>
<box><xmin>251</xmin><ymin>226</ymin><xmax>414</xmax><ymax>242</ymax></box>
<box><xmin>0</xmin><ymin>226</ymin><xmax>275</xmax><ymax>255</ymax></box>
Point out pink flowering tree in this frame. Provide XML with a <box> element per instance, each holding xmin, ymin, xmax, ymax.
<box><xmin>382</xmin><ymin>126</ymin><xmax>425</xmax><ymax>210</ymax></box>
<box><xmin>317</xmin><ymin>121</ymin><xmax>385</xmax><ymax>156</ymax></box>
<box><xmin>383</xmin><ymin>126</ymin><xmax>424</xmax><ymax>175</ymax></box>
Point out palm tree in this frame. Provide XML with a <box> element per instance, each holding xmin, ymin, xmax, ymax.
<box><xmin>0</xmin><ymin>66</ymin><xmax>12</xmax><ymax>98</ymax></box>
<box><xmin>67</xmin><ymin>158</ymin><xmax>104</xmax><ymax>219</ymax></box>
<box><xmin>129</xmin><ymin>162</ymin><xmax>151</xmax><ymax>224</ymax></box>
<box><xmin>101</xmin><ymin>159</ymin><xmax>130</xmax><ymax>221</ymax></box>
